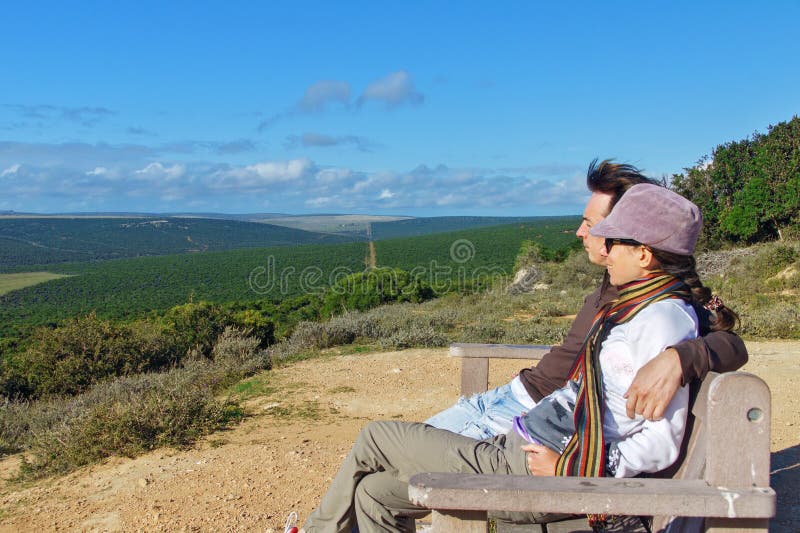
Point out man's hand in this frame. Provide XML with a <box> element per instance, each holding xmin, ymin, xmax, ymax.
<box><xmin>520</xmin><ymin>443</ymin><xmax>559</xmax><ymax>476</ymax></box>
<box><xmin>624</xmin><ymin>347</ymin><xmax>683</xmax><ymax>420</ymax></box>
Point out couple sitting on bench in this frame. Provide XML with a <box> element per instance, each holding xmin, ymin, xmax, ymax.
<box><xmin>298</xmin><ymin>161</ymin><xmax>746</xmax><ymax>533</ymax></box>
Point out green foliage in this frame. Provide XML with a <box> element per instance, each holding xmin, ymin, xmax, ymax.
<box><xmin>320</xmin><ymin>268</ymin><xmax>435</xmax><ymax>318</ymax></box>
<box><xmin>228</xmin><ymin>309</ymin><xmax>276</xmax><ymax>348</ymax></box>
<box><xmin>0</xmin><ymin>220</ymin><xmax>578</xmax><ymax>338</ymax></box>
<box><xmin>672</xmin><ymin>115</ymin><xmax>800</xmax><ymax>246</ymax></box>
<box><xmin>163</xmin><ymin>302</ymin><xmax>232</xmax><ymax>357</ymax></box>
<box><xmin>0</xmin><ymin>241</ymin><xmax>367</xmax><ymax>338</ymax></box>
<box><xmin>3</xmin><ymin>315</ymin><xmax>181</xmax><ymax>398</ymax></box>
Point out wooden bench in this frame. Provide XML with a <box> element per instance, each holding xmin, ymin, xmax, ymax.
<box><xmin>408</xmin><ymin>343</ymin><xmax>776</xmax><ymax>533</ymax></box>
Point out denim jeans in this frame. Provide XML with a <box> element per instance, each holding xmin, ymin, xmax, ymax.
<box><xmin>424</xmin><ymin>382</ymin><xmax>533</xmax><ymax>439</ymax></box>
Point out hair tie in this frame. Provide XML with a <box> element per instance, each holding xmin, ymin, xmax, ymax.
<box><xmin>704</xmin><ymin>295</ymin><xmax>724</xmax><ymax>312</ymax></box>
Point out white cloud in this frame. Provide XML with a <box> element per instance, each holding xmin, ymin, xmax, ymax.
<box><xmin>1</xmin><ymin>163</ymin><xmax>20</xmax><ymax>177</ymax></box>
<box><xmin>134</xmin><ymin>162</ymin><xmax>186</xmax><ymax>181</ymax></box>
<box><xmin>245</xmin><ymin>158</ymin><xmax>312</xmax><ymax>183</ymax></box>
<box><xmin>0</xmin><ymin>139</ymin><xmax>586</xmax><ymax>214</ymax></box>
<box><xmin>86</xmin><ymin>167</ymin><xmax>109</xmax><ymax>176</ymax></box>
<box><xmin>359</xmin><ymin>70</ymin><xmax>424</xmax><ymax>107</ymax></box>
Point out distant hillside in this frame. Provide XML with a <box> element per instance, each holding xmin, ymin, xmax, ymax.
<box><xmin>370</xmin><ymin>216</ymin><xmax>577</xmax><ymax>240</ymax></box>
<box><xmin>0</xmin><ymin>218</ymin><xmax>580</xmax><ymax>335</ymax></box>
<box><xmin>255</xmin><ymin>214</ymin><xmax>412</xmax><ymax>236</ymax></box>
<box><xmin>0</xmin><ymin>217</ymin><xmax>359</xmax><ymax>271</ymax></box>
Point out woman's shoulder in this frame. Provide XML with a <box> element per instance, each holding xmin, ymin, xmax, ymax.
<box><xmin>626</xmin><ymin>298</ymin><xmax>699</xmax><ymax>336</ymax></box>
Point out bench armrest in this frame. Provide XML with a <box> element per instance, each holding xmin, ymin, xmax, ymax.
<box><xmin>449</xmin><ymin>343</ymin><xmax>551</xmax><ymax>360</ymax></box>
<box><xmin>449</xmin><ymin>343</ymin><xmax>551</xmax><ymax>396</ymax></box>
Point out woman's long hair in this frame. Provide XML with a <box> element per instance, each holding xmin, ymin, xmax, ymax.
<box><xmin>650</xmin><ymin>249</ymin><xmax>739</xmax><ymax>332</ymax></box>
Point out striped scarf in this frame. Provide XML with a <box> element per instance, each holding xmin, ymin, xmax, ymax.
<box><xmin>554</xmin><ymin>272</ymin><xmax>691</xmax><ymax>479</ymax></box>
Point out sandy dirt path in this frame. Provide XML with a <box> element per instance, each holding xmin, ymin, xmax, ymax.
<box><xmin>1</xmin><ymin>341</ymin><xmax>797</xmax><ymax>532</ymax></box>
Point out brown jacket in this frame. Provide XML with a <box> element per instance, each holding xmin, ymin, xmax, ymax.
<box><xmin>519</xmin><ymin>274</ymin><xmax>748</xmax><ymax>402</ymax></box>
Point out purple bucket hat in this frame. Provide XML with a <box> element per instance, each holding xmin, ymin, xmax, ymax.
<box><xmin>589</xmin><ymin>184</ymin><xmax>702</xmax><ymax>255</ymax></box>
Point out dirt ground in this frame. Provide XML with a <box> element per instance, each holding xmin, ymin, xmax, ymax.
<box><xmin>1</xmin><ymin>341</ymin><xmax>797</xmax><ymax>532</ymax></box>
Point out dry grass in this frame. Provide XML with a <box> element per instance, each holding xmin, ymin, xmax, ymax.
<box><xmin>0</xmin><ymin>272</ymin><xmax>71</xmax><ymax>296</ymax></box>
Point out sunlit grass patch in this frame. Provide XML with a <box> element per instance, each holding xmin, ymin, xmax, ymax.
<box><xmin>0</xmin><ymin>272</ymin><xmax>72</xmax><ymax>295</ymax></box>
<box><xmin>228</xmin><ymin>375</ymin><xmax>278</xmax><ymax>400</ymax></box>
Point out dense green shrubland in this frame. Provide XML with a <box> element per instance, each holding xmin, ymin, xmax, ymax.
<box><xmin>0</xmin><ymin>220</ymin><xmax>578</xmax><ymax>338</ymax></box>
<box><xmin>671</xmin><ymin>115</ymin><xmax>800</xmax><ymax>247</ymax></box>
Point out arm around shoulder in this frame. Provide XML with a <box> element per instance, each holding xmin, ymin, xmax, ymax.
<box><xmin>672</xmin><ymin>330</ymin><xmax>748</xmax><ymax>385</ymax></box>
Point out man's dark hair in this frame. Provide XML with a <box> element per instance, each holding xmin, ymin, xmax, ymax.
<box><xmin>586</xmin><ymin>159</ymin><xmax>660</xmax><ymax>209</ymax></box>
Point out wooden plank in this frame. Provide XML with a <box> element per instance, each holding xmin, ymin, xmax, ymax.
<box><xmin>705</xmin><ymin>373</ymin><xmax>771</xmax><ymax>488</ymax></box>
<box><xmin>450</xmin><ymin>343</ymin><xmax>551</xmax><ymax>360</ymax></box>
<box><xmin>408</xmin><ymin>474</ymin><xmax>775</xmax><ymax>518</ymax></box>
<box><xmin>460</xmin><ymin>357</ymin><xmax>489</xmax><ymax>396</ymax></box>
<box><xmin>430</xmin><ymin>509</ymin><xmax>487</xmax><ymax>533</ymax></box>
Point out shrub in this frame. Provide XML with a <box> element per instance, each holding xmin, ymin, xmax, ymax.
<box><xmin>163</xmin><ymin>301</ymin><xmax>231</xmax><ymax>357</ymax></box>
<box><xmin>319</xmin><ymin>268</ymin><xmax>435</xmax><ymax>318</ymax></box>
<box><xmin>229</xmin><ymin>309</ymin><xmax>275</xmax><ymax>348</ymax></box>
<box><xmin>4</xmin><ymin>360</ymin><xmax>243</xmax><ymax>478</ymax></box>
<box><xmin>547</xmin><ymin>249</ymin><xmax>604</xmax><ymax>292</ymax></box>
<box><xmin>4</xmin><ymin>314</ymin><xmax>181</xmax><ymax>398</ymax></box>
<box><xmin>378</xmin><ymin>326</ymin><xmax>448</xmax><ymax>349</ymax></box>
<box><xmin>211</xmin><ymin>327</ymin><xmax>272</xmax><ymax>372</ymax></box>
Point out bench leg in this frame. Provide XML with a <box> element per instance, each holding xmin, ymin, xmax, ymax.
<box><xmin>460</xmin><ymin>357</ymin><xmax>489</xmax><ymax>397</ymax></box>
<box><xmin>431</xmin><ymin>509</ymin><xmax>488</xmax><ymax>533</ymax></box>
<box><xmin>706</xmin><ymin>518</ymin><xmax>769</xmax><ymax>532</ymax></box>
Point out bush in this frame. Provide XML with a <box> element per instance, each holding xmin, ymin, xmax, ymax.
<box><xmin>319</xmin><ymin>268</ymin><xmax>435</xmax><ymax>318</ymax></box>
<box><xmin>163</xmin><ymin>301</ymin><xmax>232</xmax><ymax>357</ymax></box>
<box><xmin>211</xmin><ymin>327</ymin><xmax>272</xmax><ymax>372</ymax></box>
<box><xmin>737</xmin><ymin>301</ymin><xmax>800</xmax><ymax>338</ymax></box>
<box><xmin>378</xmin><ymin>326</ymin><xmax>448</xmax><ymax>349</ymax></box>
<box><xmin>3</xmin><ymin>314</ymin><xmax>181</xmax><ymax>398</ymax></box>
<box><xmin>547</xmin><ymin>249</ymin><xmax>604</xmax><ymax>292</ymax></box>
<box><xmin>12</xmin><ymin>360</ymin><xmax>242</xmax><ymax>478</ymax></box>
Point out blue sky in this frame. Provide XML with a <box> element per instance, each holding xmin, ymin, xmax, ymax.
<box><xmin>2</xmin><ymin>1</ymin><xmax>799</xmax><ymax>216</ymax></box>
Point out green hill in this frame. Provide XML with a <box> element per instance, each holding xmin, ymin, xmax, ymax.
<box><xmin>0</xmin><ymin>218</ymin><xmax>580</xmax><ymax>336</ymax></box>
<box><xmin>0</xmin><ymin>217</ymin><xmax>359</xmax><ymax>271</ymax></box>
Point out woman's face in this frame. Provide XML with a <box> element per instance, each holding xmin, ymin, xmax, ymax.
<box><xmin>603</xmin><ymin>240</ymin><xmax>650</xmax><ymax>286</ymax></box>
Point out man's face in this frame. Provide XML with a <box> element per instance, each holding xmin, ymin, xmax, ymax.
<box><xmin>575</xmin><ymin>192</ymin><xmax>613</xmax><ymax>266</ymax></box>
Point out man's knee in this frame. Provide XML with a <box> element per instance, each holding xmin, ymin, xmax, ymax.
<box><xmin>354</xmin><ymin>473</ymin><xmax>417</xmax><ymax>532</ymax></box>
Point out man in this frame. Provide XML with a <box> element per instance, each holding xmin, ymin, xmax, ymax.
<box><xmin>426</xmin><ymin>159</ymin><xmax>747</xmax><ymax>437</ymax></box>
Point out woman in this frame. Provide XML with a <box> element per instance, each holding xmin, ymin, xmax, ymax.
<box><xmin>298</xmin><ymin>184</ymin><xmax>738</xmax><ymax>533</ymax></box>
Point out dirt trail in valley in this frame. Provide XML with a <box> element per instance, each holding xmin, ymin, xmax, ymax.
<box><xmin>1</xmin><ymin>341</ymin><xmax>798</xmax><ymax>532</ymax></box>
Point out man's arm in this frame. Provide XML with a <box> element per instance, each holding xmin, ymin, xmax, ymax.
<box><xmin>625</xmin><ymin>330</ymin><xmax>748</xmax><ymax>420</ymax></box>
<box><xmin>518</xmin><ymin>280</ymin><xmax>612</xmax><ymax>402</ymax></box>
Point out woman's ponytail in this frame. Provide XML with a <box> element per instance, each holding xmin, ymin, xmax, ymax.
<box><xmin>650</xmin><ymin>250</ymin><xmax>739</xmax><ymax>332</ymax></box>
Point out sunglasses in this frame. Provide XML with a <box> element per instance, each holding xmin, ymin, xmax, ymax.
<box><xmin>604</xmin><ymin>238</ymin><xmax>642</xmax><ymax>251</ymax></box>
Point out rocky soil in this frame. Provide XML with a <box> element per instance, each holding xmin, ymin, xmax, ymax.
<box><xmin>1</xmin><ymin>341</ymin><xmax>798</xmax><ymax>532</ymax></box>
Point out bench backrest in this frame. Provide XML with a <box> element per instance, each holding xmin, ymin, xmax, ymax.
<box><xmin>450</xmin><ymin>344</ymin><xmax>772</xmax><ymax>532</ymax></box>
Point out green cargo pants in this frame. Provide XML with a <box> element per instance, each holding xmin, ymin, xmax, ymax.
<box><xmin>303</xmin><ymin>420</ymin><xmax>567</xmax><ymax>533</ymax></box>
